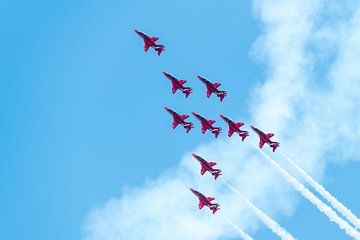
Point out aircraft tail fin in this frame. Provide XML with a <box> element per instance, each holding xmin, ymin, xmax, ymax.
<box><xmin>219</xmin><ymin>91</ymin><xmax>227</xmax><ymax>102</ymax></box>
<box><xmin>212</xmin><ymin>207</ymin><xmax>220</xmax><ymax>214</ymax></box>
<box><xmin>185</xmin><ymin>123</ymin><xmax>194</xmax><ymax>133</ymax></box>
<box><xmin>184</xmin><ymin>87</ymin><xmax>192</xmax><ymax>98</ymax></box>
<box><xmin>241</xmin><ymin>132</ymin><xmax>249</xmax><ymax>142</ymax></box>
<box><xmin>213</xmin><ymin>128</ymin><xmax>221</xmax><ymax>138</ymax></box>
<box><xmin>156</xmin><ymin>45</ymin><xmax>165</xmax><ymax>56</ymax></box>
<box><xmin>272</xmin><ymin>143</ymin><xmax>280</xmax><ymax>152</ymax></box>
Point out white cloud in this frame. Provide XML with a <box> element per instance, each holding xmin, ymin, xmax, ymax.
<box><xmin>83</xmin><ymin>1</ymin><xmax>360</xmax><ymax>239</ymax></box>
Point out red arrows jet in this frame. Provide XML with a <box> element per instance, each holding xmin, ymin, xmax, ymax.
<box><xmin>220</xmin><ymin>114</ymin><xmax>249</xmax><ymax>141</ymax></box>
<box><xmin>189</xmin><ymin>188</ymin><xmax>220</xmax><ymax>214</ymax></box>
<box><xmin>192</xmin><ymin>112</ymin><xmax>221</xmax><ymax>138</ymax></box>
<box><xmin>163</xmin><ymin>72</ymin><xmax>192</xmax><ymax>98</ymax></box>
<box><xmin>192</xmin><ymin>153</ymin><xmax>221</xmax><ymax>180</ymax></box>
<box><xmin>251</xmin><ymin>125</ymin><xmax>280</xmax><ymax>152</ymax></box>
<box><xmin>197</xmin><ymin>75</ymin><xmax>227</xmax><ymax>102</ymax></box>
<box><xmin>164</xmin><ymin>107</ymin><xmax>194</xmax><ymax>133</ymax></box>
<box><xmin>134</xmin><ymin>29</ymin><xmax>165</xmax><ymax>56</ymax></box>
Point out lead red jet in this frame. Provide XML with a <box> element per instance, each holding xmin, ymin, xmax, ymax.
<box><xmin>134</xmin><ymin>29</ymin><xmax>165</xmax><ymax>56</ymax></box>
<box><xmin>220</xmin><ymin>114</ymin><xmax>249</xmax><ymax>141</ymax></box>
<box><xmin>251</xmin><ymin>125</ymin><xmax>280</xmax><ymax>152</ymax></box>
<box><xmin>189</xmin><ymin>188</ymin><xmax>220</xmax><ymax>214</ymax></box>
<box><xmin>163</xmin><ymin>72</ymin><xmax>192</xmax><ymax>98</ymax></box>
<box><xmin>164</xmin><ymin>107</ymin><xmax>194</xmax><ymax>133</ymax></box>
<box><xmin>197</xmin><ymin>75</ymin><xmax>227</xmax><ymax>102</ymax></box>
<box><xmin>192</xmin><ymin>112</ymin><xmax>221</xmax><ymax>138</ymax></box>
<box><xmin>192</xmin><ymin>153</ymin><xmax>221</xmax><ymax>180</ymax></box>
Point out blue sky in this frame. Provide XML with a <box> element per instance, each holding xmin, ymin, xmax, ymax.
<box><xmin>1</xmin><ymin>1</ymin><xmax>360</xmax><ymax>240</ymax></box>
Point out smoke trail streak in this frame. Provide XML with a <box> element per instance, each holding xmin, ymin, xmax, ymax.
<box><xmin>221</xmin><ymin>179</ymin><xmax>295</xmax><ymax>240</ymax></box>
<box><xmin>253</xmin><ymin>145</ymin><xmax>360</xmax><ymax>240</ymax></box>
<box><xmin>221</xmin><ymin>215</ymin><xmax>254</xmax><ymax>240</ymax></box>
<box><xmin>280</xmin><ymin>151</ymin><xmax>360</xmax><ymax>230</ymax></box>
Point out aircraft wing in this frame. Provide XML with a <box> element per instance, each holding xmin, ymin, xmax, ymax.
<box><xmin>201</xmin><ymin>125</ymin><xmax>207</xmax><ymax>134</ymax></box>
<box><xmin>180</xmin><ymin>114</ymin><xmax>189</xmax><ymax>120</ymax></box>
<box><xmin>208</xmin><ymin>162</ymin><xmax>216</xmax><ymax>167</ymax></box>
<box><xmin>259</xmin><ymin>139</ymin><xmax>265</xmax><ymax>148</ymax></box>
<box><xmin>150</xmin><ymin>36</ymin><xmax>159</xmax><ymax>42</ymax></box>
<box><xmin>172</xmin><ymin>120</ymin><xmax>180</xmax><ymax>129</ymax></box>
<box><xmin>206</xmin><ymin>89</ymin><xmax>212</xmax><ymax>98</ymax></box>
<box><xmin>228</xmin><ymin>128</ymin><xmax>234</xmax><ymax>137</ymax></box>
<box><xmin>206</xmin><ymin>197</ymin><xmax>215</xmax><ymax>202</ymax></box>
<box><xmin>198</xmin><ymin>201</ymin><xmax>205</xmax><ymax>209</ymax></box>
<box><xmin>144</xmin><ymin>43</ymin><xmax>150</xmax><ymax>52</ymax></box>
<box><xmin>265</xmin><ymin>133</ymin><xmax>274</xmax><ymax>139</ymax></box>
<box><xmin>213</xmin><ymin>83</ymin><xmax>221</xmax><ymax>88</ymax></box>
<box><xmin>200</xmin><ymin>166</ymin><xmax>206</xmax><ymax>175</ymax></box>
<box><xmin>172</xmin><ymin>84</ymin><xmax>178</xmax><ymax>93</ymax></box>
<box><xmin>236</xmin><ymin>122</ymin><xmax>244</xmax><ymax>128</ymax></box>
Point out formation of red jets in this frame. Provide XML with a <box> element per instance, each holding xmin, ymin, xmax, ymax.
<box><xmin>135</xmin><ymin>29</ymin><xmax>280</xmax><ymax>214</ymax></box>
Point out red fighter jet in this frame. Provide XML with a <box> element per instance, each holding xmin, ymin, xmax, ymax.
<box><xmin>220</xmin><ymin>114</ymin><xmax>249</xmax><ymax>141</ymax></box>
<box><xmin>164</xmin><ymin>107</ymin><xmax>194</xmax><ymax>133</ymax></box>
<box><xmin>251</xmin><ymin>125</ymin><xmax>280</xmax><ymax>152</ymax></box>
<box><xmin>192</xmin><ymin>112</ymin><xmax>221</xmax><ymax>138</ymax></box>
<box><xmin>197</xmin><ymin>75</ymin><xmax>227</xmax><ymax>102</ymax></box>
<box><xmin>163</xmin><ymin>72</ymin><xmax>192</xmax><ymax>98</ymax></box>
<box><xmin>134</xmin><ymin>29</ymin><xmax>165</xmax><ymax>56</ymax></box>
<box><xmin>192</xmin><ymin>153</ymin><xmax>221</xmax><ymax>180</ymax></box>
<box><xmin>189</xmin><ymin>188</ymin><xmax>220</xmax><ymax>214</ymax></box>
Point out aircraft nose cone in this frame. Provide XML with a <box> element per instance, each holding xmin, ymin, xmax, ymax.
<box><xmin>192</xmin><ymin>112</ymin><xmax>197</xmax><ymax>116</ymax></box>
<box><xmin>250</xmin><ymin>125</ymin><xmax>256</xmax><ymax>130</ymax></box>
<box><xmin>189</xmin><ymin>188</ymin><xmax>196</xmax><ymax>193</ymax></box>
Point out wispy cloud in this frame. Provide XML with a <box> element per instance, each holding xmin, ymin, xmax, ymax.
<box><xmin>83</xmin><ymin>1</ymin><xmax>360</xmax><ymax>239</ymax></box>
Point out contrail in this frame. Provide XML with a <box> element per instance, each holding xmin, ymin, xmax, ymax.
<box><xmin>279</xmin><ymin>151</ymin><xmax>360</xmax><ymax>230</ymax></box>
<box><xmin>253</xmin><ymin>145</ymin><xmax>360</xmax><ymax>240</ymax></box>
<box><xmin>221</xmin><ymin>215</ymin><xmax>254</xmax><ymax>240</ymax></box>
<box><xmin>221</xmin><ymin>179</ymin><xmax>295</xmax><ymax>240</ymax></box>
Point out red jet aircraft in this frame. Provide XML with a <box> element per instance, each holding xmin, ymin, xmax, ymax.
<box><xmin>251</xmin><ymin>125</ymin><xmax>280</xmax><ymax>152</ymax></box>
<box><xmin>163</xmin><ymin>72</ymin><xmax>192</xmax><ymax>98</ymax></box>
<box><xmin>220</xmin><ymin>114</ymin><xmax>249</xmax><ymax>141</ymax></box>
<box><xmin>192</xmin><ymin>153</ymin><xmax>221</xmax><ymax>180</ymax></box>
<box><xmin>189</xmin><ymin>188</ymin><xmax>220</xmax><ymax>214</ymax></box>
<box><xmin>197</xmin><ymin>75</ymin><xmax>227</xmax><ymax>102</ymax></box>
<box><xmin>164</xmin><ymin>107</ymin><xmax>194</xmax><ymax>133</ymax></box>
<box><xmin>192</xmin><ymin>112</ymin><xmax>221</xmax><ymax>138</ymax></box>
<box><xmin>134</xmin><ymin>29</ymin><xmax>165</xmax><ymax>56</ymax></box>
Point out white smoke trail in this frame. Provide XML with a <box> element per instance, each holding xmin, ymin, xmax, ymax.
<box><xmin>221</xmin><ymin>215</ymin><xmax>254</xmax><ymax>240</ymax></box>
<box><xmin>253</xmin><ymin>145</ymin><xmax>360</xmax><ymax>240</ymax></box>
<box><xmin>280</xmin><ymin>151</ymin><xmax>360</xmax><ymax>230</ymax></box>
<box><xmin>221</xmin><ymin>179</ymin><xmax>295</xmax><ymax>240</ymax></box>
